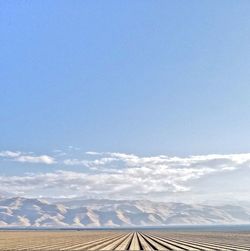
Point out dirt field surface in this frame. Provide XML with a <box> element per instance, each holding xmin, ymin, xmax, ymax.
<box><xmin>0</xmin><ymin>230</ymin><xmax>249</xmax><ymax>250</ymax></box>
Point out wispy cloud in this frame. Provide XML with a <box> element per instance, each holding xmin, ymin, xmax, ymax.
<box><xmin>63</xmin><ymin>157</ymin><xmax>117</xmax><ymax>168</ymax></box>
<box><xmin>64</xmin><ymin>151</ymin><xmax>250</xmax><ymax>172</ymax></box>
<box><xmin>0</xmin><ymin>150</ymin><xmax>56</xmax><ymax>164</ymax></box>
<box><xmin>15</xmin><ymin>155</ymin><xmax>55</xmax><ymax>164</ymax></box>
<box><xmin>85</xmin><ymin>151</ymin><xmax>101</xmax><ymax>155</ymax></box>
<box><xmin>1</xmin><ymin>150</ymin><xmax>250</xmax><ymax>201</ymax></box>
<box><xmin>0</xmin><ymin>151</ymin><xmax>22</xmax><ymax>158</ymax></box>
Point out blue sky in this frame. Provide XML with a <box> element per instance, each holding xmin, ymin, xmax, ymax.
<box><xmin>1</xmin><ymin>1</ymin><xmax>250</xmax><ymax>202</ymax></box>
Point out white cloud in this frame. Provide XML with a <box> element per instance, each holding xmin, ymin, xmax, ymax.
<box><xmin>0</xmin><ymin>151</ymin><xmax>21</xmax><ymax>158</ymax></box>
<box><xmin>63</xmin><ymin>152</ymin><xmax>250</xmax><ymax>172</ymax></box>
<box><xmin>15</xmin><ymin>155</ymin><xmax>55</xmax><ymax>164</ymax></box>
<box><xmin>0</xmin><ymin>150</ymin><xmax>56</xmax><ymax>164</ymax></box>
<box><xmin>0</xmin><ymin>170</ymin><xmax>187</xmax><ymax>198</ymax></box>
<box><xmin>1</xmin><ymin>150</ymin><xmax>250</xmax><ymax>201</ymax></box>
<box><xmin>85</xmin><ymin>151</ymin><xmax>101</xmax><ymax>155</ymax></box>
<box><xmin>55</xmin><ymin>151</ymin><xmax>250</xmax><ymax>200</ymax></box>
<box><xmin>63</xmin><ymin>157</ymin><xmax>117</xmax><ymax>168</ymax></box>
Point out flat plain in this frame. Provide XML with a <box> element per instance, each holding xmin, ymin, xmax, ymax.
<box><xmin>0</xmin><ymin>230</ymin><xmax>249</xmax><ymax>250</ymax></box>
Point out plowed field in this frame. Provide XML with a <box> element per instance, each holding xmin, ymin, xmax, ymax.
<box><xmin>0</xmin><ymin>230</ymin><xmax>249</xmax><ymax>250</ymax></box>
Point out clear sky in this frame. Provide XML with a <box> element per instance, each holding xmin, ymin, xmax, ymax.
<box><xmin>1</xmin><ymin>1</ymin><xmax>250</xmax><ymax>203</ymax></box>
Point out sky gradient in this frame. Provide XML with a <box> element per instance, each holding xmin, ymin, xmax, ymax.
<box><xmin>1</xmin><ymin>1</ymin><xmax>250</xmax><ymax>203</ymax></box>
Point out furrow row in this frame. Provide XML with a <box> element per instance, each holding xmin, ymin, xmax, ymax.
<box><xmin>146</xmin><ymin>233</ymin><xmax>250</xmax><ymax>251</ymax></box>
<box><xmin>1</xmin><ymin>231</ymin><xmax>250</xmax><ymax>250</ymax></box>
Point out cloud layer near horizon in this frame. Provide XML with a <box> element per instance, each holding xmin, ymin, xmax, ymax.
<box><xmin>0</xmin><ymin>150</ymin><xmax>250</xmax><ymax>201</ymax></box>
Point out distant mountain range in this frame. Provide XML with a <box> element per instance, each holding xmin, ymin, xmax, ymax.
<box><xmin>0</xmin><ymin>197</ymin><xmax>250</xmax><ymax>227</ymax></box>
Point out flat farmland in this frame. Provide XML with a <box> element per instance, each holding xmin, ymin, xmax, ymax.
<box><xmin>0</xmin><ymin>230</ymin><xmax>250</xmax><ymax>250</ymax></box>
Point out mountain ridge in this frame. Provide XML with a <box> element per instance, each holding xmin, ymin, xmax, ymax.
<box><xmin>0</xmin><ymin>197</ymin><xmax>250</xmax><ymax>227</ymax></box>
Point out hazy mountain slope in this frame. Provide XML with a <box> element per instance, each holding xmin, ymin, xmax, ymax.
<box><xmin>0</xmin><ymin>197</ymin><xmax>250</xmax><ymax>227</ymax></box>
